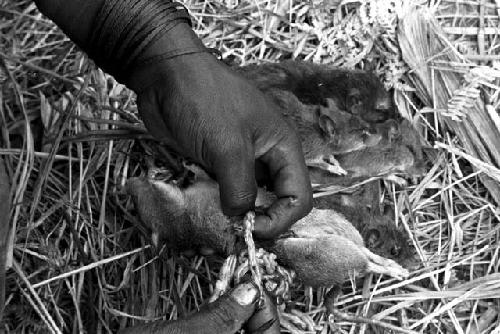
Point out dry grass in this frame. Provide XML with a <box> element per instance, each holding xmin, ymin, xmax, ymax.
<box><xmin>1</xmin><ymin>0</ymin><xmax>500</xmax><ymax>333</ymax></box>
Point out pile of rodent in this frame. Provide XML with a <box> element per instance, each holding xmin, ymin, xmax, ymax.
<box><xmin>125</xmin><ymin>61</ymin><xmax>427</xmax><ymax>292</ymax></box>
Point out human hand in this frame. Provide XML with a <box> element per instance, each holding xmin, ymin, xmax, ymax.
<box><xmin>131</xmin><ymin>31</ymin><xmax>312</xmax><ymax>239</ymax></box>
<box><xmin>33</xmin><ymin>0</ymin><xmax>312</xmax><ymax>238</ymax></box>
<box><xmin>119</xmin><ymin>282</ymin><xmax>280</xmax><ymax>334</ymax></box>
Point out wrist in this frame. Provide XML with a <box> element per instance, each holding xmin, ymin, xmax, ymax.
<box><xmin>79</xmin><ymin>0</ymin><xmax>209</xmax><ymax>85</ymax></box>
<box><xmin>125</xmin><ymin>22</ymin><xmax>210</xmax><ymax>93</ymax></box>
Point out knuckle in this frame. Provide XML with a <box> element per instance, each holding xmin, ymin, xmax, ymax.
<box><xmin>221</xmin><ymin>190</ymin><xmax>256</xmax><ymax>216</ymax></box>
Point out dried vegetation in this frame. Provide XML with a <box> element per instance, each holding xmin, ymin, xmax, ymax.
<box><xmin>1</xmin><ymin>0</ymin><xmax>500</xmax><ymax>333</ymax></box>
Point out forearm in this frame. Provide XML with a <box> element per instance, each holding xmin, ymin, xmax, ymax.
<box><xmin>33</xmin><ymin>0</ymin><xmax>103</xmax><ymax>47</ymax></box>
<box><xmin>33</xmin><ymin>0</ymin><xmax>207</xmax><ymax>91</ymax></box>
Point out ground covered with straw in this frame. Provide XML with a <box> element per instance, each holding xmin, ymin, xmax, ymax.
<box><xmin>1</xmin><ymin>0</ymin><xmax>500</xmax><ymax>333</ymax></box>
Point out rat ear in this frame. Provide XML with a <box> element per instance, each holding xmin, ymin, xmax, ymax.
<box><xmin>318</xmin><ymin>114</ymin><xmax>336</xmax><ymax>139</ymax></box>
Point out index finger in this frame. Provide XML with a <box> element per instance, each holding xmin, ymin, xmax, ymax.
<box><xmin>254</xmin><ymin>135</ymin><xmax>312</xmax><ymax>239</ymax></box>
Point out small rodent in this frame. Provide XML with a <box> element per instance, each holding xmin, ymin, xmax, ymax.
<box><xmin>272</xmin><ymin>208</ymin><xmax>408</xmax><ymax>287</ymax></box>
<box><xmin>234</xmin><ymin>61</ymin><xmax>427</xmax><ymax>180</ymax></box>
<box><xmin>265</xmin><ymin>89</ymin><xmax>382</xmax><ymax>175</ymax></box>
<box><xmin>126</xmin><ymin>178</ymin><xmax>409</xmax><ymax>287</ymax></box>
<box><xmin>269</xmin><ymin>89</ymin><xmax>382</xmax><ymax>155</ymax></box>
<box><xmin>268</xmin><ymin>88</ymin><xmax>382</xmax><ymax>148</ymax></box>
<box><xmin>126</xmin><ymin>178</ymin><xmax>237</xmax><ymax>255</ymax></box>
<box><xmin>313</xmin><ymin>194</ymin><xmax>417</xmax><ymax>269</ymax></box>
<box><xmin>373</xmin><ymin>118</ymin><xmax>426</xmax><ymax>163</ymax></box>
<box><xmin>236</xmin><ymin>60</ymin><xmax>395</xmax><ymax>122</ymax></box>
<box><xmin>308</xmin><ymin>144</ymin><xmax>417</xmax><ymax>186</ymax></box>
<box><xmin>336</xmin><ymin>144</ymin><xmax>416</xmax><ymax>178</ymax></box>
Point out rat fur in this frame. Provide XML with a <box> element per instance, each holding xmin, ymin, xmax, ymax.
<box><xmin>126</xmin><ymin>178</ymin><xmax>409</xmax><ymax>287</ymax></box>
<box><xmin>236</xmin><ymin>60</ymin><xmax>394</xmax><ymax>122</ymax></box>
<box><xmin>313</xmin><ymin>194</ymin><xmax>417</xmax><ymax>269</ymax></box>
<box><xmin>308</xmin><ymin>144</ymin><xmax>417</xmax><ymax>186</ymax></box>
<box><xmin>126</xmin><ymin>178</ymin><xmax>237</xmax><ymax>254</ymax></box>
<box><xmin>234</xmin><ymin>61</ymin><xmax>426</xmax><ymax>179</ymax></box>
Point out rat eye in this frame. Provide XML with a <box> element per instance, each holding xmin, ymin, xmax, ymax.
<box><xmin>390</xmin><ymin>245</ymin><xmax>401</xmax><ymax>257</ymax></box>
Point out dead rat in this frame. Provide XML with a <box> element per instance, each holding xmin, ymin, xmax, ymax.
<box><xmin>267</xmin><ymin>89</ymin><xmax>382</xmax><ymax>175</ymax></box>
<box><xmin>235</xmin><ymin>60</ymin><xmax>395</xmax><ymax>122</ymax></box>
<box><xmin>126</xmin><ymin>178</ymin><xmax>237</xmax><ymax>255</ymax></box>
<box><xmin>308</xmin><ymin>144</ymin><xmax>419</xmax><ymax>186</ymax></box>
<box><xmin>125</xmin><ymin>178</ymin><xmax>409</xmax><ymax>287</ymax></box>
<box><xmin>235</xmin><ymin>63</ymin><xmax>426</xmax><ymax>181</ymax></box>
<box><xmin>313</xmin><ymin>194</ymin><xmax>417</xmax><ymax>269</ymax></box>
<box><xmin>272</xmin><ymin>209</ymin><xmax>408</xmax><ymax>287</ymax></box>
<box><xmin>267</xmin><ymin>87</ymin><xmax>382</xmax><ymax>152</ymax></box>
<box><xmin>373</xmin><ymin>118</ymin><xmax>427</xmax><ymax>164</ymax></box>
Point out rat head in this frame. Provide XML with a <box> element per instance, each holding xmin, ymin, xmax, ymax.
<box><xmin>334</xmin><ymin>144</ymin><xmax>416</xmax><ymax>179</ymax></box>
<box><xmin>362</xmin><ymin>211</ymin><xmax>417</xmax><ymax>268</ymax></box>
<box><xmin>317</xmin><ymin>113</ymin><xmax>382</xmax><ymax>154</ymax></box>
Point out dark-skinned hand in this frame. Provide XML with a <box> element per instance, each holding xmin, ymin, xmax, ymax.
<box><xmin>132</xmin><ymin>45</ymin><xmax>312</xmax><ymax>238</ymax></box>
<box><xmin>33</xmin><ymin>1</ymin><xmax>312</xmax><ymax>332</ymax></box>
<box><xmin>119</xmin><ymin>282</ymin><xmax>280</xmax><ymax>334</ymax></box>
<box><xmin>34</xmin><ymin>0</ymin><xmax>312</xmax><ymax>239</ymax></box>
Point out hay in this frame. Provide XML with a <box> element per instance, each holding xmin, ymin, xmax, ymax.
<box><xmin>0</xmin><ymin>0</ymin><xmax>499</xmax><ymax>333</ymax></box>
<box><xmin>398</xmin><ymin>5</ymin><xmax>500</xmax><ymax>205</ymax></box>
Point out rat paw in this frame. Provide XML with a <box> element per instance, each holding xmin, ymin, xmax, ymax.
<box><xmin>306</xmin><ymin>155</ymin><xmax>347</xmax><ymax>175</ymax></box>
<box><xmin>324</xmin><ymin>155</ymin><xmax>348</xmax><ymax>175</ymax></box>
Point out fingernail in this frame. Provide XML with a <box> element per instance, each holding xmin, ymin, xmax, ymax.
<box><xmin>231</xmin><ymin>282</ymin><xmax>259</xmax><ymax>306</ymax></box>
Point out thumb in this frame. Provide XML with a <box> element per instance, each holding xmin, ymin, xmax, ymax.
<box><xmin>119</xmin><ymin>283</ymin><xmax>259</xmax><ymax>334</ymax></box>
<box><xmin>193</xmin><ymin>282</ymin><xmax>260</xmax><ymax>333</ymax></box>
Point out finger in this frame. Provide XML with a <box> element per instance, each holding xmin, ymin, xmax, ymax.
<box><xmin>118</xmin><ymin>282</ymin><xmax>259</xmax><ymax>334</ymax></box>
<box><xmin>245</xmin><ymin>292</ymin><xmax>280</xmax><ymax>334</ymax></box>
<box><xmin>213</xmin><ymin>144</ymin><xmax>257</xmax><ymax>217</ymax></box>
<box><xmin>254</xmin><ymin>135</ymin><xmax>312</xmax><ymax>239</ymax></box>
<box><xmin>187</xmin><ymin>282</ymin><xmax>259</xmax><ymax>334</ymax></box>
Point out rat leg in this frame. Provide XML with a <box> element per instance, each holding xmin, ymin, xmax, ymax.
<box><xmin>306</xmin><ymin>155</ymin><xmax>347</xmax><ymax>175</ymax></box>
<box><xmin>361</xmin><ymin>247</ymin><xmax>409</xmax><ymax>280</ymax></box>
